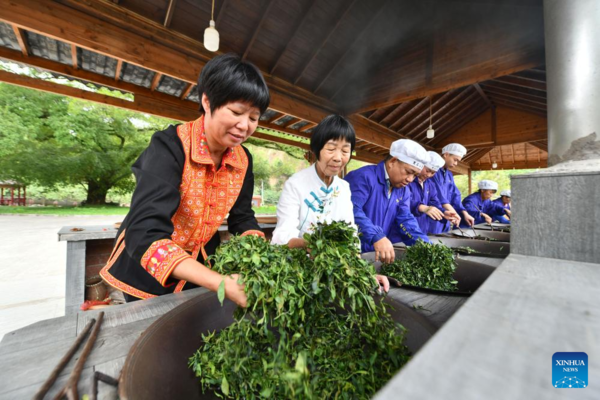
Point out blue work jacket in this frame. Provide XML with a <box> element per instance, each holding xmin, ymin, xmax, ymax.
<box><xmin>345</xmin><ymin>162</ymin><xmax>430</xmax><ymax>253</ymax></box>
<box><xmin>461</xmin><ymin>192</ymin><xmax>508</xmax><ymax>227</ymax></box>
<box><xmin>428</xmin><ymin>168</ymin><xmax>466</xmax><ymax>233</ymax></box>
<box><xmin>408</xmin><ymin>178</ymin><xmax>443</xmax><ymax>234</ymax></box>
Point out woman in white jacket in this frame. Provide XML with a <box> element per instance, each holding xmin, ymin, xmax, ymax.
<box><xmin>271</xmin><ymin>114</ymin><xmax>389</xmax><ymax>291</ymax></box>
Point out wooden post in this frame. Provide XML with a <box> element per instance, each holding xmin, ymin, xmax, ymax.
<box><xmin>1</xmin><ymin>187</ymin><xmax>3</xmax><ymax>205</ymax></box>
<box><xmin>468</xmin><ymin>169</ymin><xmax>472</xmax><ymax>194</ymax></box>
<box><xmin>10</xmin><ymin>187</ymin><xmax>14</xmax><ymax>205</ymax></box>
<box><xmin>23</xmin><ymin>186</ymin><xmax>26</xmax><ymax>206</ymax></box>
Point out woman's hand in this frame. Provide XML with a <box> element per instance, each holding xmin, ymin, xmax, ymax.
<box><xmin>375</xmin><ymin>274</ymin><xmax>390</xmax><ymax>293</ymax></box>
<box><xmin>482</xmin><ymin>213</ymin><xmax>492</xmax><ymax>224</ymax></box>
<box><xmin>225</xmin><ymin>274</ymin><xmax>247</xmax><ymax>308</ymax></box>
<box><xmin>421</xmin><ymin>205</ymin><xmax>444</xmax><ymax>221</ymax></box>
<box><xmin>462</xmin><ymin>211</ymin><xmax>475</xmax><ymax>227</ymax></box>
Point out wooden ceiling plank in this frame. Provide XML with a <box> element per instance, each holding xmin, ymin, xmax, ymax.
<box><xmin>164</xmin><ymin>0</ymin><xmax>177</xmax><ymax>28</ymax></box>
<box><xmin>242</xmin><ymin>0</ymin><xmax>277</xmax><ymax>61</ymax></box>
<box><xmin>12</xmin><ymin>25</ymin><xmax>30</xmax><ymax>57</ymax></box>
<box><xmin>473</xmin><ymin>83</ymin><xmax>492</xmax><ymax>108</ymax></box>
<box><xmin>491</xmin><ymin>98</ymin><xmax>547</xmax><ymax>115</ymax></box>
<box><xmin>529</xmin><ymin>141</ymin><xmax>548</xmax><ymax>152</ymax></box>
<box><xmin>270</xmin><ymin>0</ymin><xmax>319</xmax><ymax>75</ymax></box>
<box><xmin>368</xmin><ymin>104</ymin><xmax>396</xmax><ymax>123</ymax></box>
<box><xmin>292</xmin><ymin>0</ymin><xmax>358</xmax><ymax>85</ymax></box>
<box><xmin>70</xmin><ymin>44</ymin><xmax>78</xmax><ymax>69</ymax></box>
<box><xmin>353</xmin><ymin>55</ymin><xmax>545</xmax><ymax>114</ymax></box>
<box><xmin>313</xmin><ymin>0</ymin><xmax>388</xmax><ymax>95</ymax></box>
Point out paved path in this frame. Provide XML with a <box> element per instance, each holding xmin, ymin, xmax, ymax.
<box><xmin>0</xmin><ymin>215</ymin><xmax>123</xmax><ymax>341</ymax></box>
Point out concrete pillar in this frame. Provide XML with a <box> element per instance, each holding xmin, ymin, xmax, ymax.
<box><xmin>544</xmin><ymin>0</ymin><xmax>600</xmax><ymax>165</ymax></box>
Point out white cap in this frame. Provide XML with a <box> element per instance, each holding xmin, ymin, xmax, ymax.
<box><xmin>478</xmin><ymin>180</ymin><xmax>498</xmax><ymax>190</ymax></box>
<box><xmin>442</xmin><ymin>143</ymin><xmax>467</xmax><ymax>158</ymax></box>
<box><xmin>389</xmin><ymin>139</ymin><xmax>429</xmax><ymax>170</ymax></box>
<box><xmin>424</xmin><ymin>151</ymin><xmax>445</xmax><ymax>171</ymax></box>
<box><xmin>500</xmin><ymin>190</ymin><xmax>511</xmax><ymax>197</ymax></box>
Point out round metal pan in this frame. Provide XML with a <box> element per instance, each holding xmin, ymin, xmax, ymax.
<box><xmin>119</xmin><ymin>289</ymin><xmax>437</xmax><ymax>400</ymax></box>
<box><xmin>361</xmin><ymin>249</ymin><xmax>495</xmax><ymax>295</ymax></box>
<box><xmin>424</xmin><ymin>236</ymin><xmax>510</xmax><ymax>257</ymax></box>
<box><xmin>473</xmin><ymin>222</ymin><xmax>511</xmax><ymax>232</ymax></box>
<box><xmin>447</xmin><ymin>228</ymin><xmax>510</xmax><ymax>242</ymax></box>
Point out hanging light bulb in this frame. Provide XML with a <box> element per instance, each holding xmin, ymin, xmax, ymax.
<box><xmin>492</xmin><ymin>161</ymin><xmax>498</xmax><ymax>169</ymax></box>
<box><xmin>204</xmin><ymin>0</ymin><xmax>219</xmax><ymax>52</ymax></box>
<box><xmin>426</xmin><ymin>96</ymin><xmax>435</xmax><ymax>139</ymax></box>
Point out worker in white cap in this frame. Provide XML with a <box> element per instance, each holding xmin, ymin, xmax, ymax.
<box><xmin>345</xmin><ymin>139</ymin><xmax>431</xmax><ymax>263</ymax></box>
<box><xmin>461</xmin><ymin>180</ymin><xmax>511</xmax><ymax>226</ymax></box>
<box><xmin>409</xmin><ymin>151</ymin><xmax>461</xmax><ymax>234</ymax></box>
<box><xmin>492</xmin><ymin>189</ymin><xmax>511</xmax><ymax>223</ymax></box>
<box><xmin>429</xmin><ymin>143</ymin><xmax>475</xmax><ymax>233</ymax></box>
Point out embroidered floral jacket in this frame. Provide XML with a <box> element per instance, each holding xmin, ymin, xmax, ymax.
<box><xmin>101</xmin><ymin>117</ymin><xmax>263</xmax><ymax>299</ymax></box>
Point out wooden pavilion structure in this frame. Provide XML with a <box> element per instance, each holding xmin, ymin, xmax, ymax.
<box><xmin>0</xmin><ymin>0</ymin><xmax>548</xmax><ymax>177</ymax></box>
<box><xmin>0</xmin><ymin>180</ymin><xmax>26</xmax><ymax>206</ymax></box>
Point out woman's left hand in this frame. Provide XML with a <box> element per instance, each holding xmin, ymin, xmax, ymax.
<box><xmin>376</xmin><ymin>274</ymin><xmax>390</xmax><ymax>293</ymax></box>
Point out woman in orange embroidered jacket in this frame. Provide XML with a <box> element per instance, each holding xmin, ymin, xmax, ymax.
<box><xmin>100</xmin><ymin>54</ymin><xmax>269</xmax><ymax>306</ymax></box>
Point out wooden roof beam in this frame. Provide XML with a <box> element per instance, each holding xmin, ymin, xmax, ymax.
<box><xmin>270</xmin><ymin>0</ymin><xmax>318</xmax><ymax>74</ymax></box>
<box><xmin>480</xmin><ymin>81</ymin><xmax>547</xmax><ymax>98</ymax></box>
<box><xmin>481</xmin><ymin>85</ymin><xmax>547</xmax><ymax>103</ymax></box>
<box><xmin>389</xmin><ymin>96</ymin><xmax>431</xmax><ymax>132</ymax></box>
<box><xmin>215</xmin><ymin>0</ymin><xmax>231</xmax><ymax>26</ymax></box>
<box><xmin>404</xmin><ymin>89</ymin><xmax>462</xmax><ymax>139</ymax></box>
<box><xmin>114</xmin><ymin>59</ymin><xmax>123</xmax><ymax>81</ymax></box>
<box><xmin>242</xmin><ymin>0</ymin><xmax>277</xmax><ymax>61</ymax></box>
<box><xmin>293</xmin><ymin>0</ymin><xmax>358</xmax><ymax>85</ymax></box>
<box><xmin>150</xmin><ymin>73</ymin><xmax>162</xmax><ymax>91</ymax></box>
<box><xmin>429</xmin><ymin>102</ymin><xmax>488</xmax><ymax>146</ymax></box>
<box><xmin>494</xmin><ymin>75</ymin><xmax>546</xmax><ymax>91</ymax></box>
<box><xmin>180</xmin><ymin>83</ymin><xmax>194</xmax><ymax>100</ymax></box>
<box><xmin>12</xmin><ymin>25</ymin><xmax>30</xmax><ymax>57</ymax></box>
<box><xmin>379</xmin><ymin>100</ymin><xmax>417</xmax><ymax>127</ymax></box>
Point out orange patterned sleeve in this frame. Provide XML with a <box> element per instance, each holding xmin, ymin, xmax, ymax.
<box><xmin>141</xmin><ymin>239</ymin><xmax>192</xmax><ymax>286</ymax></box>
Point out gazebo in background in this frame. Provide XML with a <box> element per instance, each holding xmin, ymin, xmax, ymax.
<box><xmin>0</xmin><ymin>181</ymin><xmax>26</xmax><ymax>206</ymax></box>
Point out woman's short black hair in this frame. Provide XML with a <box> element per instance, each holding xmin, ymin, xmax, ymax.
<box><xmin>310</xmin><ymin>114</ymin><xmax>356</xmax><ymax>160</ymax></box>
<box><xmin>197</xmin><ymin>53</ymin><xmax>270</xmax><ymax>115</ymax></box>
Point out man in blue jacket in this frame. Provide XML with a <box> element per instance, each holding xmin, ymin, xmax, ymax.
<box><xmin>492</xmin><ymin>189</ymin><xmax>511</xmax><ymax>223</ymax></box>
<box><xmin>409</xmin><ymin>151</ymin><xmax>461</xmax><ymax>234</ymax></box>
<box><xmin>345</xmin><ymin>139</ymin><xmax>431</xmax><ymax>263</ymax></box>
<box><xmin>461</xmin><ymin>180</ymin><xmax>511</xmax><ymax>227</ymax></box>
<box><xmin>429</xmin><ymin>143</ymin><xmax>475</xmax><ymax>233</ymax></box>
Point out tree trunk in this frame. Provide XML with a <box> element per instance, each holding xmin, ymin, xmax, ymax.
<box><xmin>86</xmin><ymin>180</ymin><xmax>109</xmax><ymax>205</ymax></box>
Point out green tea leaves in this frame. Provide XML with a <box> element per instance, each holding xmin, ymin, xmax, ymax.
<box><xmin>217</xmin><ymin>278</ymin><xmax>225</xmax><ymax>306</ymax></box>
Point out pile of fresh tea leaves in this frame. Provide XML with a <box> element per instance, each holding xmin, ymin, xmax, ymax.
<box><xmin>380</xmin><ymin>240</ymin><xmax>458</xmax><ymax>292</ymax></box>
<box><xmin>189</xmin><ymin>221</ymin><xmax>410</xmax><ymax>399</ymax></box>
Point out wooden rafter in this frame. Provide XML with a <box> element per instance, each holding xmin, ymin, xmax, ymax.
<box><xmin>180</xmin><ymin>83</ymin><xmax>194</xmax><ymax>100</ymax></box>
<box><xmin>494</xmin><ymin>75</ymin><xmax>546</xmax><ymax>91</ymax></box>
<box><xmin>491</xmin><ymin>98</ymin><xmax>547</xmax><ymax>116</ymax></box>
<box><xmin>12</xmin><ymin>25</ymin><xmax>30</xmax><ymax>56</ymax></box>
<box><xmin>473</xmin><ymin>83</ymin><xmax>492</xmax><ymax>108</ymax></box>
<box><xmin>293</xmin><ymin>0</ymin><xmax>358</xmax><ymax>85</ymax></box>
<box><xmin>164</xmin><ymin>0</ymin><xmax>177</xmax><ymax>27</ymax></box>
<box><xmin>529</xmin><ymin>141</ymin><xmax>548</xmax><ymax>152</ymax></box>
<box><xmin>389</xmin><ymin>97</ymin><xmax>430</xmax><ymax>132</ymax></box>
<box><xmin>404</xmin><ymin>89</ymin><xmax>459</xmax><ymax>139</ymax></box>
<box><xmin>242</xmin><ymin>0</ymin><xmax>277</xmax><ymax>61</ymax></box>
<box><xmin>471</xmin><ymin>160</ymin><xmax>546</xmax><ymax>171</ymax></box>
<box><xmin>70</xmin><ymin>44</ymin><xmax>78</xmax><ymax>69</ymax></box>
<box><xmin>481</xmin><ymin>81</ymin><xmax>547</xmax><ymax>98</ymax></box>
<box><xmin>284</xmin><ymin>117</ymin><xmax>302</xmax><ymax>129</ymax></box>
<box><xmin>299</xmin><ymin>122</ymin><xmax>317</xmax><ymax>132</ymax></box>
<box><xmin>430</xmin><ymin>102</ymin><xmax>488</xmax><ymax>146</ymax></box>
<box><xmin>481</xmin><ymin>85</ymin><xmax>547</xmax><ymax>103</ymax></box>
<box><xmin>314</xmin><ymin>0</ymin><xmax>388</xmax><ymax>95</ymax></box>
<box><xmin>270</xmin><ymin>0</ymin><xmax>318</xmax><ymax>74</ymax></box>
<box><xmin>150</xmin><ymin>73</ymin><xmax>162</xmax><ymax>91</ymax></box>
<box><xmin>269</xmin><ymin>113</ymin><xmax>287</xmax><ymax>124</ymax></box>
<box><xmin>379</xmin><ymin>101</ymin><xmax>417</xmax><ymax>127</ymax></box>
<box><xmin>486</xmin><ymin>92</ymin><xmax>547</xmax><ymax>108</ymax></box>
<box><xmin>260</xmin><ymin>121</ymin><xmax>311</xmax><ymax>140</ymax></box>
<box><xmin>215</xmin><ymin>0</ymin><xmax>231</xmax><ymax>26</ymax></box>
<box><xmin>114</xmin><ymin>59</ymin><xmax>123</xmax><ymax>81</ymax></box>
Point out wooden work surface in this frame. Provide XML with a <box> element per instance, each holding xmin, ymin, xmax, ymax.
<box><xmin>0</xmin><ymin>282</ymin><xmax>467</xmax><ymax>400</ymax></box>
<box><xmin>0</xmin><ymin>288</ymin><xmax>204</xmax><ymax>400</ymax></box>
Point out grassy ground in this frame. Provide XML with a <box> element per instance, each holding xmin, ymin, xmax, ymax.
<box><xmin>1</xmin><ymin>204</ymin><xmax>278</xmax><ymax>216</ymax></box>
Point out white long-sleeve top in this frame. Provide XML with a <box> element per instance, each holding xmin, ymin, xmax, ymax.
<box><xmin>271</xmin><ymin>164</ymin><xmax>355</xmax><ymax>245</ymax></box>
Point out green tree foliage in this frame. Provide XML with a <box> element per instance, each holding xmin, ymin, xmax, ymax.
<box><xmin>0</xmin><ymin>83</ymin><xmax>173</xmax><ymax>204</ymax></box>
<box><xmin>454</xmin><ymin>169</ymin><xmax>538</xmax><ymax>199</ymax></box>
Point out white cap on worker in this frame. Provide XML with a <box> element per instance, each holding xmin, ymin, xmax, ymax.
<box><xmin>442</xmin><ymin>143</ymin><xmax>467</xmax><ymax>158</ymax></box>
<box><xmin>424</xmin><ymin>151</ymin><xmax>445</xmax><ymax>171</ymax></box>
<box><xmin>500</xmin><ymin>190</ymin><xmax>511</xmax><ymax>197</ymax></box>
<box><xmin>478</xmin><ymin>180</ymin><xmax>498</xmax><ymax>190</ymax></box>
<box><xmin>389</xmin><ymin>139</ymin><xmax>429</xmax><ymax>170</ymax></box>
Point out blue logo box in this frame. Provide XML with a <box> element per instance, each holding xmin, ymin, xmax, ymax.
<box><xmin>553</xmin><ymin>352</ymin><xmax>588</xmax><ymax>388</ymax></box>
